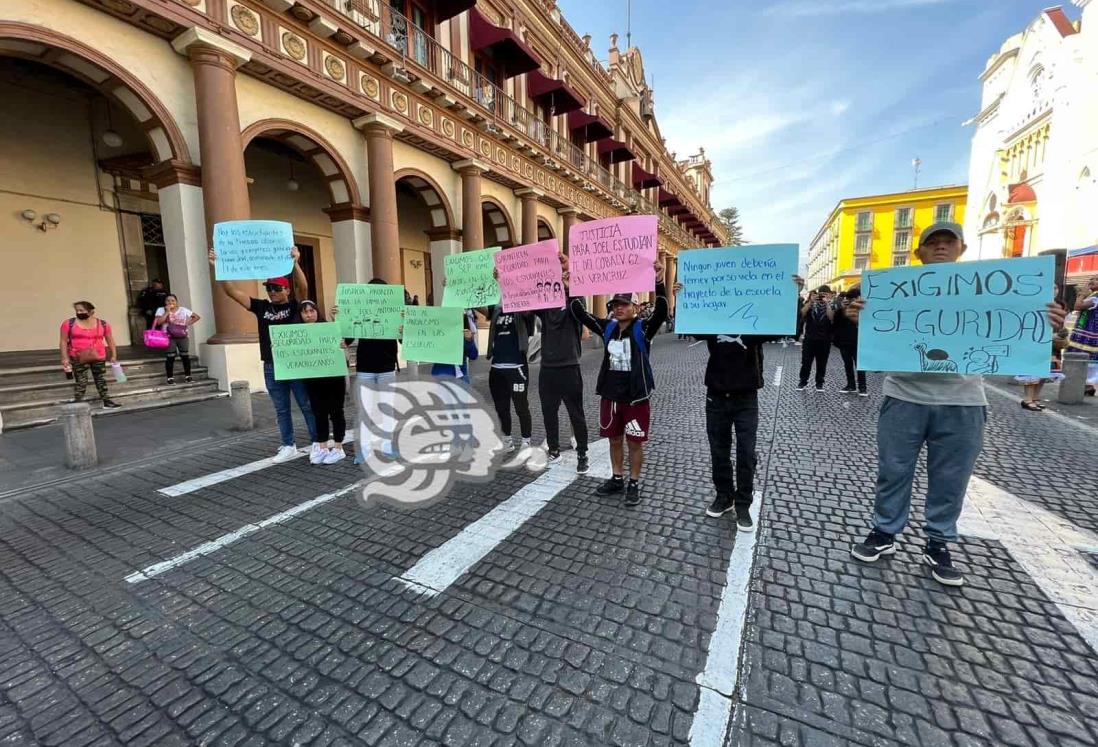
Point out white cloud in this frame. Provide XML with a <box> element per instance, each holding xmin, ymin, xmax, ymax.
<box><xmin>768</xmin><ymin>0</ymin><xmax>962</xmax><ymax>16</ymax></box>
<box><xmin>830</xmin><ymin>99</ymin><xmax>851</xmax><ymax>117</ymax></box>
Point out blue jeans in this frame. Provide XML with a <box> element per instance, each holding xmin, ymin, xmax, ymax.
<box><xmin>873</xmin><ymin>397</ymin><xmax>986</xmax><ymax>543</ymax></box>
<box><xmin>264</xmin><ymin>363</ymin><xmax>318</xmax><ymax>447</ymax></box>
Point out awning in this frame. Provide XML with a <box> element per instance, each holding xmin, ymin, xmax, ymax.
<box><xmin>568</xmin><ymin>110</ymin><xmax>614</xmax><ymax>143</ymax></box>
<box><xmin>469</xmin><ymin>8</ymin><xmax>541</xmax><ymax>78</ymax></box>
<box><xmin>657</xmin><ymin>188</ymin><xmax>680</xmax><ymax>207</ymax></box>
<box><xmin>1068</xmin><ymin>245</ymin><xmax>1098</xmax><ymax>258</ymax></box>
<box><xmin>667</xmin><ymin>204</ymin><xmax>690</xmax><ymax>216</ymax></box>
<box><xmin>527</xmin><ymin>69</ymin><xmax>584</xmax><ymax>114</ymax></box>
<box><xmin>433</xmin><ymin>0</ymin><xmax>476</xmax><ymax>21</ymax></box>
<box><xmin>597</xmin><ymin>138</ymin><xmax>636</xmax><ymax>164</ymax></box>
<box><xmin>632</xmin><ymin>163</ymin><xmax>663</xmax><ymax>189</ymax></box>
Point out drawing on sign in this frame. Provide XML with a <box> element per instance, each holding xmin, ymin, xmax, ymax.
<box><xmin>335</xmin><ymin>283</ymin><xmax>404</xmax><ymax>340</ymax></box>
<box><xmin>442</xmin><ymin>248</ymin><xmax>501</xmax><ymax>308</ymax></box>
<box><xmin>213</xmin><ymin>220</ymin><xmax>295</xmax><ymax>280</ymax></box>
<box><xmin>675</xmin><ymin>245</ymin><xmax>799</xmax><ymax>336</ymax></box>
<box><xmin>495</xmin><ymin>240</ymin><xmax>565</xmax><ymax>312</ymax></box>
<box><xmin>858</xmin><ymin>256</ymin><xmax>1056</xmax><ymax>377</ymax></box>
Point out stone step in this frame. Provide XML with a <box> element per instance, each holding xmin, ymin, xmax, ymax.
<box><xmin>0</xmin><ymin>357</ymin><xmax>202</xmax><ymax>386</ymax></box>
<box><xmin>0</xmin><ymin>367</ymin><xmax>212</xmax><ymax>406</ymax></box>
<box><xmin>1</xmin><ymin>380</ymin><xmax>223</xmax><ymax>431</ymax></box>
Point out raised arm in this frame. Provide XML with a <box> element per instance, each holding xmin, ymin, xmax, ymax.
<box><xmin>643</xmin><ymin>260</ymin><xmax>669</xmax><ymax>340</ymax></box>
<box><xmin>289</xmin><ymin>246</ymin><xmax>307</xmax><ymax>301</ymax></box>
<box><xmin>207</xmin><ymin>249</ymin><xmax>252</xmax><ymax>309</ymax></box>
<box><xmin>559</xmin><ymin>251</ymin><xmax>607</xmax><ymax>334</ymax></box>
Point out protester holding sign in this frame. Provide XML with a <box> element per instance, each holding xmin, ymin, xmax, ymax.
<box><xmin>296</xmin><ymin>301</ymin><xmax>348</xmax><ymax>465</ymax></box>
<box><xmin>495</xmin><ymin>240</ymin><xmax>566</xmax><ymax>312</ymax></box>
<box><xmin>567</xmin><ymin>215</ymin><xmax>657</xmax><ymax>297</ymax></box>
<box><xmin>208</xmin><ymin>247</ymin><xmax>319</xmax><ymax>464</ymax></box>
<box><xmin>847</xmin><ymin>223</ymin><xmax>1066</xmax><ymax>587</ymax></box>
<box><xmin>566</xmin><ymin>255</ymin><xmax>668</xmax><ymax>507</ymax></box>
<box><xmin>484</xmin><ymin>305</ymin><xmax>536</xmax><ymax>454</ymax></box>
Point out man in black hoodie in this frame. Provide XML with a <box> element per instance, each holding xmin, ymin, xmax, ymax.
<box><xmin>832</xmin><ymin>286</ymin><xmax>867</xmax><ymax>396</ymax></box>
<box><xmin>535</xmin><ymin>277</ymin><xmax>590</xmax><ymax>474</ymax></box>
<box><xmin>797</xmin><ymin>285</ymin><xmax>835</xmax><ymax>391</ymax></box>
<box><xmin>565</xmin><ymin>258</ymin><xmax>667</xmax><ymax>507</ymax></box>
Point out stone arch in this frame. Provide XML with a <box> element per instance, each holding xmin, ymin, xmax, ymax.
<box><xmin>0</xmin><ymin>22</ymin><xmax>191</xmax><ymax>164</ymax></box>
<box><xmin>537</xmin><ymin>218</ymin><xmax>555</xmax><ymax>241</ymax></box>
<box><xmin>393</xmin><ymin>168</ymin><xmax>455</xmax><ymax>230</ymax></box>
<box><xmin>241</xmin><ymin>119</ymin><xmax>363</xmax><ymax>208</ymax></box>
<box><xmin>481</xmin><ymin>198</ymin><xmax>515</xmax><ymax>248</ymax></box>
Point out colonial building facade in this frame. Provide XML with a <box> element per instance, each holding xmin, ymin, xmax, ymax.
<box><xmin>963</xmin><ymin>1</ymin><xmax>1097</xmax><ymax>275</ymax></box>
<box><xmin>1</xmin><ymin>0</ymin><xmax>726</xmax><ymax>389</ymax></box>
<box><xmin>806</xmin><ymin>185</ymin><xmax>968</xmax><ymax>291</ymax></box>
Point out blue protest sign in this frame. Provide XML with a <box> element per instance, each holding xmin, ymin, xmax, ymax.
<box><xmin>857</xmin><ymin>256</ymin><xmax>1056</xmax><ymax>376</ymax></box>
<box><xmin>214</xmin><ymin>220</ymin><xmax>295</xmax><ymax>281</ymax></box>
<box><xmin>675</xmin><ymin>244</ymin><xmax>800</xmax><ymax>335</ymax></box>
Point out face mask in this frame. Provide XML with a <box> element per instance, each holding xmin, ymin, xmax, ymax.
<box><xmin>75</xmin><ymin>312</ymin><xmax>90</xmax><ymax>320</ymax></box>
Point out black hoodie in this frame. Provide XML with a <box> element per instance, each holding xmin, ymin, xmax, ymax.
<box><xmin>696</xmin><ymin>334</ymin><xmax>774</xmax><ymax>394</ymax></box>
<box><xmin>536</xmin><ymin>300</ymin><xmax>585</xmax><ymax>368</ymax></box>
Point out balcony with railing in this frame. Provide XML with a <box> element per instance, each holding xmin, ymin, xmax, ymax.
<box><xmin>323</xmin><ymin>1</ymin><xmax>713</xmax><ymax>246</ymax></box>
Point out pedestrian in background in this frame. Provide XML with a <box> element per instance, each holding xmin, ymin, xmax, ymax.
<box><xmin>1067</xmin><ymin>274</ymin><xmax>1098</xmax><ymax>396</ymax></box>
<box><xmin>153</xmin><ymin>294</ymin><xmax>201</xmax><ymax>384</ymax></box>
<box><xmin>847</xmin><ymin>222</ymin><xmax>1066</xmax><ymax>586</ymax></box>
<box><xmin>137</xmin><ymin>279</ymin><xmax>168</xmax><ymax>330</ymax></box>
<box><xmin>832</xmin><ymin>286</ymin><xmax>867</xmax><ymax>396</ymax></box>
<box><xmin>60</xmin><ymin>301</ymin><xmax>120</xmax><ymax>408</ymax></box>
<box><xmin>299</xmin><ymin>300</ymin><xmax>347</xmax><ymax>464</ymax></box>
<box><xmin>208</xmin><ymin>248</ymin><xmax>320</xmax><ymax>464</ymax></box>
<box><xmin>797</xmin><ymin>285</ymin><xmax>835</xmax><ymax>391</ymax></box>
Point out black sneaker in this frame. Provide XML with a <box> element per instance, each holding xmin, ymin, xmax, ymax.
<box><xmin>623</xmin><ymin>481</ymin><xmax>641</xmax><ymax>506</ymax></box>
<box><xmin>795</xmin><ymin>382</ymin><xmax>809</xmax><ymax>391</ymax></box>
<box><xmin>596</xmin><ymin>476</ymin><xmax>624</xmax><ymax>495</ymax></box>
<box><xmin>102</xmin><ymin>400</ymin><xmax>122</xmax><ymax>409</ymax></box>
<box><xmin>166</xmin><ymin>378</ymin><xmax>175</xmax><ymax>385</ymax></box>
<box><xmin>814</xmin><ymin>385</ymin><xmax>825</xmax><ymax>392</ymax></box>
<box><xmin>705</xmin><ymin>494</ymin><xmax>734</xmax><ymax>518</ymax></box>
<box><xmin>735</xmin><ymin>506</ymin><xmax>755</xmax><ymax>532</ymax></box>
<box><xmin>184</xmin><ymin>376</ymin><xmax>193</xmax><ymax>383</ymax></box>
<box><xmin>839</xmin><ymin>385</ymin><xmax>857</xmax><ymax>394</ymax></box>
<box><xmin>858</xmin><ymin>389</ymin><xmax>869</xmax><ymax>397</ymax></box>
<box><xmin>546</xmin><ymin>450</ymin><xmax>562</xmax><ymax>465</ymax></box>
<box><xmin>576</xmin><ymin>456</ymin><xmax>589</xmax><ymax>475</ymax></box>
<box><xmin>924</xmin><ymin>542</ymin><xmax>964</xmax><ymax>587</ymax></box>
<box><xmin>850</xmin><ymin>529</ymin><xmax>896</xmax><ymax>562</ymax></box>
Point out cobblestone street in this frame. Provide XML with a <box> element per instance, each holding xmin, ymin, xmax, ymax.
<box><xmin>1</xmin><ymin>336</ymin><xmax>1096</xmax><ymax>746</ymax></box>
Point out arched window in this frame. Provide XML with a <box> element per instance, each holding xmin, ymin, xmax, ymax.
<box><xmin>1029</xmin><ymin>65</ymin><xmax>1045</xmax><ymax>102</ymax></box>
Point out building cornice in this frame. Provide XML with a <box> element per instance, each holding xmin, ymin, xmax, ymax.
<box><xmin>979</xmin><ymin>47</ymin><xmax>1019</xmax><ymax>82</ymax></box>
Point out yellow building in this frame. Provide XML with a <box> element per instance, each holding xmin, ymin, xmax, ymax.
<box><xmin>807</xmin><ymin>185</ymin><xmax>968</xmax><ymax>291</ymax></box>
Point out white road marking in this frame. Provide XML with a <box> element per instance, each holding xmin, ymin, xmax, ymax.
<box><xmin>158</xmin><ymin>434</ymin><xmax>355</xmax><ymax>496</ymax></box>
<box><xmin>689</xmin><ymin>339</ymin><xmax>705</xmax><ymax>347</ymax></box>
<box><xmin>397</xmin><ymin>440</ymin><xmax>612</xmax><ymax>596</ymax></box>
<box><xmin>960</xmin><ymin>476</ymin><xmax>1098</xmax><ymax>654</ymax></box>
<box><xmin>984</xmin><ymin>382</ymin><xmax>1098</xmax><ymax>436</ymax></box>
<box><xmin>772</xmin><ymin>365</ymin><xmax>783</xmax><ymax>387</ymax></box>
<box><xmin>125</xmin><ymin>483</ymin><xmax>360</xmax><ymax>583</ymax></box>
<box><xmin>688</xmin><ymin>493</ymin><xmax>763</xmax><ymax>747</ymax></box>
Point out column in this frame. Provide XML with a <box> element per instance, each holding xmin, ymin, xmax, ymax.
<box><xmin>515</xmin><ymin>187</ymin><xmax>543</xmax><ymax>245</ymax></box>
<box><xmin>354</xmin><ymin>113</ymin><xmax>403</xmax><ymax>283</ymax></box>
<box><xmin>427</xmin><ymin>228</ymin><xmax>462</xmax><ymax>306</ymax></box>
<box><xmin>453</xmin><ymin>159</ymin><xmax>489</xmax><ymax>251</ymax></box>
<box><xmin>147</xmin><ymin>160</ymin><xmax>215</xmax><ymax>346</ymax></box>
<box><xmin>666</xmin><ymin>253</ymin><xmax>678</xmax><ymax>316</ymax></box>
<box><xmin>325</xmin><ymin>204</ymin><xmax>373</xmax><ymax>283</ymax></box>
<box><xmin>172</xmin><ymin>28</ymin><xmax>255</xmax><ymax>343</ymax></box>
<box><xmin>558</xmin><ymin>206</ymin><xmax>579</xmax><ymax>252</ymax></box>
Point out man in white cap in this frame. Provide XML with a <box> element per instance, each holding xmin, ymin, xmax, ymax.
<box><xmin>846</xmin><ymin>222</ymin><xmax>1065</xmax><ymax>586</ymax></box>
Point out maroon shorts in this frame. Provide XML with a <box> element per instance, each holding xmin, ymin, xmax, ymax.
<box><xmin>599</xmin><ymin>399</ymin><xmax>651</xmax><ymax>443</ymax></box>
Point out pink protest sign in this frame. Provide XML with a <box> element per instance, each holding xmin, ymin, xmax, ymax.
<box><xmin>494</xmin><ymin>239</ymin><xmax>566</xmax><ymax>312</ymax></box>
<box><xmin>567</xmin><ymin>215</ymin><xmax>658</xmax><ymax>296</ymax></box>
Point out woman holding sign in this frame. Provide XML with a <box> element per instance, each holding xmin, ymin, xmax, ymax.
<box><xmin>299</xmin><ymin>301</ymin><xmax>347</xmax><ymax>464</ymax></box>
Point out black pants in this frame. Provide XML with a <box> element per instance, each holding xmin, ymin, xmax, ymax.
<box><xmin>305</xmin><ymin>377</ymin><xmax>346</xmax><ymax>443</ymax></box>
<box><xmin>489</xmin><ymin>365</ymin><xmax>532</xmax><ymax>439</ymax></box>
<box><xmin>539</xmin><ymin>365</ymin><xmax>588</xmax><ymax>455</ymax></box>
<box><xmin>836</xmin><ymin>343</ymin><xmax>867</xmax><ymax>391</ymax></box>
<box><xmin>706</xmin><ymin>391</ymin><xmax>759</xmax><ymax>506</ymax></box>
<box><xmin>799</xmin><ymin>339</ymin><xmax>831</xmax><ymax>387</ymax></box>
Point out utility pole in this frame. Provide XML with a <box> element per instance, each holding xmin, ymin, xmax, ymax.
<box><xmin>912</xmin><ymin>157</ymin><xmax>922</xmax><ymax>190</ymax></box>
<box><xmin>626</xmin><ymin>0</ymin><xmax>632</xmax><ymax>48</ymax></box>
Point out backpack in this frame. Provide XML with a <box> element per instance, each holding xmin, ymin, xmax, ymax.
<box><xmin>602</xmin><ymin>318</ymin><xmax>648</xmax><ymax>356</ymax></box>
<box><xmin>67</xmin><ymin>318</ymin><xmax>106</xmax><ymax>364</ymax></box>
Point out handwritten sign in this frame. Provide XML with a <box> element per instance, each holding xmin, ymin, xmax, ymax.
<box><xmin>335</xmin><ymin>283</ymin><xmax>404</xmax><ymax>339</ymax></box>
<box><xmin>494</xmin><ymin>240</ymin><xmax>565</xmax><ymax>312</ymax></box>
<box><xmin>270</xmin><ymin>322</ymin><xmax>347</xmax><ymax>381</ymax></box>
<box><xmin>442</xmin><ymin>248</ymin><xmax>501</xmax><ymax>308</ymax></box>
<box><xmin>402</xmin><ymin>306</ymin><xmax>463</xmax><ymax>365</ymax></box>
<box><xmin>675</xmin><ymin>244</ymin><xmax>799</xmax><ymax>335</ymax></box>
<box><xmin>567</xmin><ymin>215</ymin><xmax>657</xmax><ymax>296</ymax></box>
<box><xmin>214</xmin><ymin>220</ymin><xmax>294</xmax><ymax>280</ymax></box>
<box><xmin>858</xmin><ymin>256</ymin><xmax>1056</xmax><ymax>376</ymax></box>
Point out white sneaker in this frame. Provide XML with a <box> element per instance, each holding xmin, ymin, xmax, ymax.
<box><xmin>521</xmin><ymin>438</ymin><xmax>532</xmax><ymax>450</ymax></box>
<box><xmin>309</xmin><ymin>443</ymin><xmax>328</xmax><ymax>465</ymax></box>
<box><xmin>506</xmin><ymin>438</ymin><xmax>516</xmax><ymax>453</ymax></box>
<box><xmin>272</xmin><ymin>445</ymin><xmax>298</xmax><ymax>464</ymax></box>
<box><xmin>323</xmin><ymin>448</ymin><xmax>346</xmax><ymax>465</ymax></box>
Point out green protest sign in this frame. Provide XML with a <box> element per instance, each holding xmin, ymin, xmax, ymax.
<box><xmin>270</xmin><ymin>322</ymin><xmax>347</xmax><ymax>380</ymax></box>
<box><xmin>442</xmin><ymin>247</ymin><xmax>501</xmax><ymax>308</ymax></box>
<box><xmin>402</xmin><ymin>306</ymin><xmax>463</xmax><ymax>365</ymax></box>
<box><xmin>335</xmin><ymin>283</ymin><xmax>405</xmax><ymax>339</ymax></box>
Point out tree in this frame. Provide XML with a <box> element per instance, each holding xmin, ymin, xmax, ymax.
<box><xmin>718</xmin><ymin>207</ymin><xmax>745</xmax><ymax>246</ymax></box>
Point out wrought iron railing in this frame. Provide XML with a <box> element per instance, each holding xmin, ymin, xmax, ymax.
<box><xmin>327</xmin><ymin>0</ymin><xmax>710</xmax><ymax>245</ymax></box>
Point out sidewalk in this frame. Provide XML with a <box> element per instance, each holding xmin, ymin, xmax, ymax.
<box><xmin>984</xmin><ymin>376</ymin><xmax>1098</xmax><ymax>429</ymax></box>
<box><xmin>0</xmin><ymin>394</ymin><xmax>281</xmax><ymax>495</ymax></box>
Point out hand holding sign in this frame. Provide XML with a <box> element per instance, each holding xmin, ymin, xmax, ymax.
<box><xmin>213</xmin><ymin>220</ymin><xmax>295</xmax><ymax>280</ymax></box>
<box><xmin>335</xmin><ymin>283</ymin><xmax>405</xmax><ymax>339</ymax></box>
<box><xmin>442</xmin><ymin>248</ymin><xmax>502</xmax><ymax>308</ymax></box>
<box><xmin>495</xmin><ymin>240</ymin><xmax>566</xmax><ymax>312</ymax></box>
<box><xmin>270</xmin><ymin>322</ymin><xmax>347</xmax><ymax>380</ymax></box>
<box><xmin>567</xmin><ymin>215</ymin><xmax>657</xmax><ymax>296</ymax></box>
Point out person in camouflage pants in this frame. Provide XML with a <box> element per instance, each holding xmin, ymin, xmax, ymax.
<box><xmin>72</xmin><ymin>360</ymin><xmax>111</xmax><ymax>402</ymax></box>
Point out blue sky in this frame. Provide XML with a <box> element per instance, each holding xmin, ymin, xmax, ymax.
<box><xmin>557</xmin><ymin>0</ymin><xmax>1077</xmax><ymax>257</ymax></box>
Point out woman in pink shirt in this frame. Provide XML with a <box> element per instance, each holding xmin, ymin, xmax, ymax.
<box><xmin>59</xmin><ymin>301</ymin><xmax>120</xmax><ymax>408</ymax></box>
